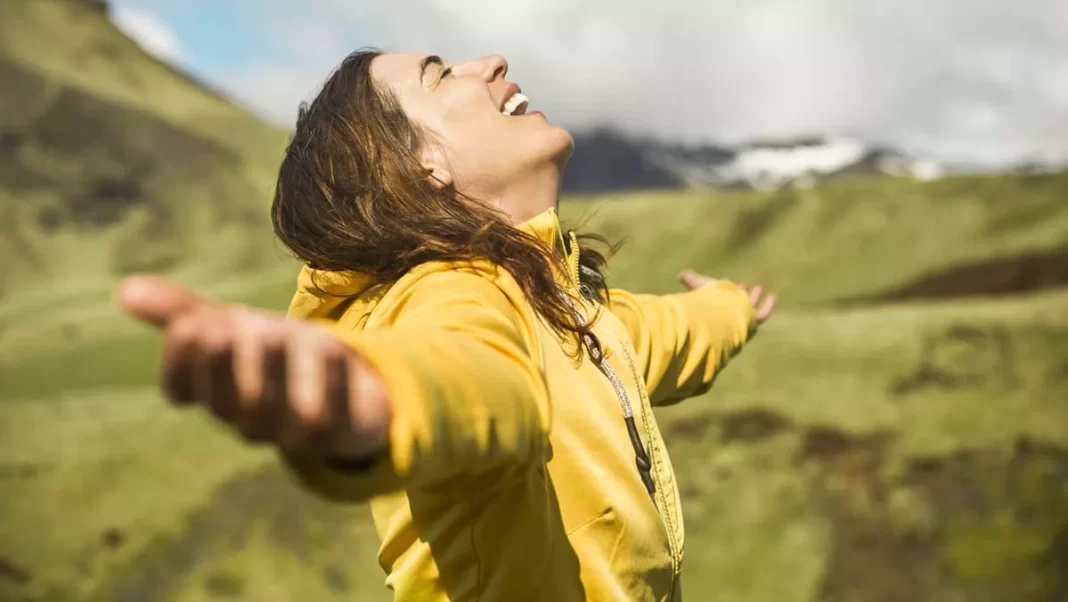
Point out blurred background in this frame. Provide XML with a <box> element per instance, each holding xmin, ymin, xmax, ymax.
<box><xmin>1</xmin><ymin>0</ymin><xmax>1066</xmax><ymax>600</ymax></box>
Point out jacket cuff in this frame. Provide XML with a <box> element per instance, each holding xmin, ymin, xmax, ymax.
<box><xmin>280</xmin><ymin>446</ymin><xmax>402</xmax><ymax>503</ymax></box>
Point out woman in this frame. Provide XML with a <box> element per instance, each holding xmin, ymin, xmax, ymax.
<box><xmin>120</xmin><ymin>49</ymin><xmax>775</xmax><ymax>601</ymax></box>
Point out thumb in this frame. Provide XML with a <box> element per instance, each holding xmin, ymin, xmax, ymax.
<box><xmin>117</xmin><ymin>275</ymin><xmax>205</xmax><ymax>328</ymax></box>
<box><xmin>678</xmin><ymin>269</ymin><xmax>714</xmax><ymax>291</ymax></box>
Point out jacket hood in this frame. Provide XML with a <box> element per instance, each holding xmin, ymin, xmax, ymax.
<box><xmin>286</xmin><ymin>206</ymin><xmax>570</xmax><ymax>321</ymax></box>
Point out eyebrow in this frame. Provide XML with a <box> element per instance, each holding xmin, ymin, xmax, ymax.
<box><xmin>419</xmin><ymin>55</ymin><xmax>444</xmax><ymax>84</ymax></box>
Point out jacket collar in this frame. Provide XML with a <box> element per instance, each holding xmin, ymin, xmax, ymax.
<box><xmin>516</xmin><ymin>206</ymin><xmax>565</xmax><ymax>250</ymax></box>
<box><xmin>288</xmin><ymin>207</ymin><xmax>578</xmax><ymax>320</ymax></box>
<box><xmin>518</xmin><ymin>207</ymin><xmax>581</xmax><ymax>286</ymax></box>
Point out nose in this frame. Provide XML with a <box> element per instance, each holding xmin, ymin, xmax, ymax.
<box><xmin>481</xmin><ymin>55</ymin><xmax>508</xmax><ymax>81</ymax></box>
<box><xmin>455</xmin><ymin>54</ymin><xmax>508</xmax><ymax>82</ymax></box>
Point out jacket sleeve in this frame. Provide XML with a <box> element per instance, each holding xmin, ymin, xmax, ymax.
<box><xmin>282</xmin><ymin>268</ymin><xmax>551</xmax><ymax>502</ymax></box>
<box><xmin>606</xmin><ymin>280</ymin><xmax>757</xmax><ymax>407</ymax></box>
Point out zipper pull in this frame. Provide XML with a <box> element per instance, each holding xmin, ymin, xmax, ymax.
<box><xmin>625</xmin><ymin>416</ymin><xmax>657</xmax><ymax>496</ymax></box>
<box><xmin>583</xmin><ymin>333</ymin><xmax>602</xmax><ymax>362</ymax></box>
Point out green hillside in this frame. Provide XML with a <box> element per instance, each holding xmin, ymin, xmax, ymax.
<box><xmin>0</xmin><ymin>0</ymin><xmax>291</xmax><ymax>296</ymax></box>
<box><xmin>3</xmin><ymin>173</ymin><xmax>1067</xmax><ymax>602</ymax></box>
<box><xmin>4</xmin><ymin>288</ymin><xmax>1067</xmax><ymax>602</ymax></box>
<box><xmin>565</xmin><ymin>172</ymin><xmax>1068</xmax><ymax>304</ymax></box>
<box><xmin>2</xmin><ymin>1</ymin><xmax>1067</xmax><ymax>601</ymax></box>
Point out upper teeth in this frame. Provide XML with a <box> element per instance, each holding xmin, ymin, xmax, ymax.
<box><xmin>502</xmin><ymin>93</ymin><xmax>529</xmax><ymax>116</ymax></box>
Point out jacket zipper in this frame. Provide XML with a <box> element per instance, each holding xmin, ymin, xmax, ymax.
<box><xmin>575</xmin><ymin>322</ymin><xmax>658</xmax><ymax>497</ymax></box>
<box><xmin>617</xmin><ymin>338</ymin><xmax>683</xmax><ymax>599</ymax></box>
<box><xmin>564</xmin><ymin>233</ymin><xmax>682</xmax><ymax>588</ymax></box>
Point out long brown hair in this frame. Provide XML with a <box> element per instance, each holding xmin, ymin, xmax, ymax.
<box><xmin>271</xmin><ymin>49</ymin><xmax>614</xmax><ymax>343</ymax></box>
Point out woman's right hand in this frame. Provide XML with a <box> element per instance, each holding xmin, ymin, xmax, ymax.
<box><xmin>117</xmin><ymin>276</ymin><xmax>391</xmax><ymax>463</ymax></box>
<box><xmin>678</xmin><ymin>269</ymin><xmax>777</xmax><ymax>323</ymax></box>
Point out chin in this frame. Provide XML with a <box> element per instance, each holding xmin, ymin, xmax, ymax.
<box><xmin>517</xmin><ymin>123</ymin><xmax>573</xmax><ymax>174</ymax></box>
<box><xmin>548</xmin><ymin>125</ymin><xmax>575</xmax><ymax>167</ymax></box>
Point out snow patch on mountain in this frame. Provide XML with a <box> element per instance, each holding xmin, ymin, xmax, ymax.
<box><xmin>563</xmin><ymin>130</ymin><xmax>952</xmax><ymax>193</ymax></box>
<box><xmin>652</xmin><ymin>136</ymin><xmax>944</xmax><ymax>191</ymax></box>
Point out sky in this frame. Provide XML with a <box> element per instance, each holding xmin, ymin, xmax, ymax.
<box><xmin>109</xmin><ymin>0</ymin><xmax>1068</xmax><ymax>167</ymax></box>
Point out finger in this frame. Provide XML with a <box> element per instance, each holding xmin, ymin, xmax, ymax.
<box><xmin>286</xmin><ymin>325</ymin><xmax>338</xmax><ymax>427</ymax></box>
<box><xmin>161</xmin><ymin>314</ymin><xmax>200</xmax><ymax>405</ymax></box>
<box><xmin>239</xmin><ymin>328</ymin><xmax>289</xmax><ymax>444</ymax></box>
<box><xmin>198</xmin><ymin>314</ymin><xmax>240</xmax><ymax>423</ymax></box>
<box><xmin>755</xmin><ymin>294</ymin><xmax>777</xmax><ymax>322</ymax></box>
<box><xmin>678</xmin><ymin>269</ymin><xmax>713</xmax><ymax>291</ymax></box>
<box><xmin>748</xmin><ymin>285</ymin><xmax>763</xmax><ymax>307</ymax></box>
<box><xmin>287</xmin><ymin>336</ymin><xmax>350</xmax><ymax>456</ymax></box>
<box><xmin>322</xmin><ymin>354</ymin><xmax>392</xmax><ymax>460</ymax></box>
<box><xmin>117</xmin><ymin>275</ymin><xmax>206</xmax><ymax>328</ymax></box>
<box><xmin>346</xmin><ymin>355</ymin><xmax>392</xmax><ymax>449</ymax></box>
<box><xmin>318</xmin><ymin>347</ymin><xmax>352</xmax><ymax>454</ymax></box>
<box><xmin>233</xmin><ymin>311</ymin><xmax>269</xmax><ymax>407</ymax></box>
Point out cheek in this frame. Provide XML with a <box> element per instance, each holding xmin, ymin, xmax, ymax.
<box><xmin>436</xmin><ymin>103</ymin><xmax>503</xmax><ymax>163</ymax></box>
<box><xmin>411</xmin><ymin>99</ymin><xmax>486</xmax><ymax>149</ymax></box>
<box><xmin>441</xmin><ymin>82</ymin><xmax>495</xmax><ymax>127</ymax></box>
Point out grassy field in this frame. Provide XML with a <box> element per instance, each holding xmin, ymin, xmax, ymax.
<box><xmin>567</xmin><ymin>172</ymin><xmax>1068</xmax><ymax>303</ymax></box>
<box><xmin>2</xmin><ymin>173</ymin><xmax>1068</xmax><ymax>601</ymax></box>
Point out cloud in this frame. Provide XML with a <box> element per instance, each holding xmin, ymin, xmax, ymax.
<box><xmin>234</xmin><ymin>0</ymin><xmax>1068</xmax><ymax>166</ymax></box>
<box><xmin>111</xmin><ymin>6</ymin><xmax>183</xmax><ymax>62</ymax></box>
<box><xmin>194</xmin><ymin>1</ymin><xmax>358</xmax><ymax>126</ymax></box>
<box><xmin>224</xmin><ymin>65</ymin><xmax>328</xmax><ymax>125</ymax></box>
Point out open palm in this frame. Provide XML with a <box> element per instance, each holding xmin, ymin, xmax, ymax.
<box><xmin>678</xmin><ymin>269</ymin><xmax>777</xmax><ymax>323</ymax></box>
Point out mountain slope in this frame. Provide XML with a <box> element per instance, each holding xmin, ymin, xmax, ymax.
<box><xmin>563</xmin><ymin>171</ymin><xmax>1068</xmax><ymax>305</ymax></box>
<box><xmin>0</xmin><ymin>0</ymin><xmax>289</xmax><ymax>295</ymax></box>
<box><xmin>562</xmin><ymin>130</ymin><xmax>949</xmax><ymax>194</ymax></box>
<box><xmin>0</xmin><ymin>0</ymin><xmax>284</xmax><ymax>160</ymax></box>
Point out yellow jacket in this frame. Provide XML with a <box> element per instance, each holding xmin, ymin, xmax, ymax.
<box><xmin>284</xmin><ymin>207</ymin><xmax>757</xmax><ymax>601</ymax></box>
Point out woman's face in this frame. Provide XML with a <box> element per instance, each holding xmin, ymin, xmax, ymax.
<box><xmin>371</xmin><ymin>53</ymin><xmax>573</xmax><ymax>217</ymax></box>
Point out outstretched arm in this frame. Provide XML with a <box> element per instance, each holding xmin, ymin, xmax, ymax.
<box><xmin>607</xmin><ymin>269</ymin><xmax>775</xmax><ymax>407</ymax></box>
<box><xmin>118</xmin><ymin>269</ymin><xmax>550</xmax><ymax>502</ymax></box>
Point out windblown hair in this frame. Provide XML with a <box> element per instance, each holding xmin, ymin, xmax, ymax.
<box><xmin>271</xmin><ymin>49</ymin><xmax>615</xmax><ymax>342</ymax></box>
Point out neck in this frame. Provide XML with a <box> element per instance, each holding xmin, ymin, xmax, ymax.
<box><xmin>493</xmin><ymin>162</ymin><xmax>563</xmax><ymax>225</ymax></box>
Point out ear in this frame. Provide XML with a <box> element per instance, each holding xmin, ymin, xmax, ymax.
<box><xmin>421</xmin><ymin>144</ymin><xmax>453</xmax><ymax>190</ymax></box>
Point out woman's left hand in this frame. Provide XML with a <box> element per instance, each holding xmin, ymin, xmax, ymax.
<box><xmin>678</xmin><ymin>269</ymin><xmax>777</xmax><ymax>324</ymax></box>
<box><xmin>117</xmin><ymin>275</ymin><xmax>391</xmax><ymax>462</ymax></box>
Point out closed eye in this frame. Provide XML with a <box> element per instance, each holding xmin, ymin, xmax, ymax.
<box><xmin>437</xmin><ymin>67</ymin><xmax>453</xmax><ymax>83</ymax></box>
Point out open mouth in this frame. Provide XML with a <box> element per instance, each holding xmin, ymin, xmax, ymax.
<box><xmin>501</xmin><ymin>91</ymin><xmax>530</xmax><ymax>116</ymax></box>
